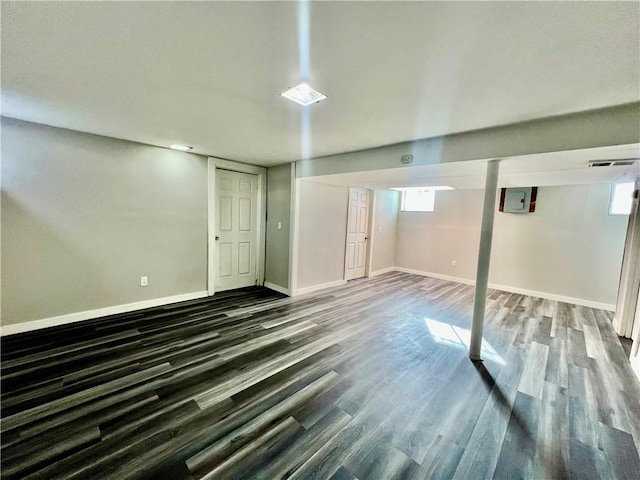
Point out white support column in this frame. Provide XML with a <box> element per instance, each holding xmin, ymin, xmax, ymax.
<box><xmin>469</xmin><ymin>159</ymin><xmax>501</xmax><ymax>361</ymax></box>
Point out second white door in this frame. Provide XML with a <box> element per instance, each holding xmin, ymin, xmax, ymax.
<box><xmin>216</xmin><ymin>169</ymin><xmax>258</xmax><ymax>291</ymax></box>
<box><xmin>345</xmin><ymin>187</ymin><xmax>370</xmax><ymax>280</ymax></box>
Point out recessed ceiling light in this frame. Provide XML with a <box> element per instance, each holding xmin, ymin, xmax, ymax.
<box><xmin>390</xmin><ymin>186</ymin><xmax>454</xmax><ymax>191</ymax></box>
<box><xmin>280</xmin><ymin>83</ymin><xmax>327</xmax><ymax>106</ymax></box>
<box><xmin>170</xmin><ymin>144</ymin><xmax>192</xmax><ymax>152</ymax></box>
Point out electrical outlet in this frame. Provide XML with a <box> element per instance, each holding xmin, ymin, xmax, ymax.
<box><xmin>277</xmin><ymin>221</ymin><xmax>282</xmax><ymax>230</ymax></box>
<box><xmin>451</xmin><ymin>260</ymin><xmax>457</xmax><ymax>267</ymax></box>
<box><xmin>378</xmin><ymin>226</ymin><xmax>383</xmax><ymax>233</ymax></box>
<box><xmin>140</xmin><ymin>276</ymin><xmax>148</xmax><ymax>286</ymax></box>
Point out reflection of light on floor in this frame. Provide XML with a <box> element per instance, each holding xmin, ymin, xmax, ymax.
<box><xmin>425</xmin><ymin>318</ymin><xmax>506</xmax><ymax>365</ymax></box>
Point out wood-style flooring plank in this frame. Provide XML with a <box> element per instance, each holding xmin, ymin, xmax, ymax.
<box><xmin>2</xmin><ymin>275</ymin><xmax>639</xmax><ymax>480</ymax></box>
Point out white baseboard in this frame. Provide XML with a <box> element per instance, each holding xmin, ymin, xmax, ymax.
<box><xmin>294</xmin><ymin>279</ymin><xmax>347</xmax><ymax>297</ymax></box>
<box><xmin>395</xmin><ymin>267</ymin><xmax>475</xmax><ymax>286</ymax></box>
<box><xmin>0</xmin><ymin>291</ymin><xmax>210</xmax><ymax>336</ymax></box>
<box><xmin>488</xmin><ymin>283</ymin><xmax>616</xmax><ymax>312</ymax></box>
<box><xmin>394</xmin><ymin>267</ymin><xmax>616</xmax><ymax>311</ymax></box>
<box><xmin>368</xmin><ymin>267</ymin><xmax>397</xmax><ymax>278</ymax></box>
<box><xmin>263</xmin><ymin>282</ymin><xmax>290</xmax><ymax>296</ymax></box>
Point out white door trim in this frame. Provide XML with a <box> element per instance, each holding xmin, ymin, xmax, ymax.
<box><xmin>342</xmin><ymin>189</ymin><xmax>351</xmax><ymax>281</ymax></box>
<box><xmin>207</xmin><ymin>157</ymin><xmax>266</xmax><ymax>296</ymax></box>
<box><xmin>364</xmin><ymin>190</ymin><xmax>376</xmax><ymax>278</ymax></box>
<box><xmin>289</xmin><ymin>172</ymin><xmax>301</xmax><ymax>296</ymax></box>
<box><xmin>613</xmin><ymin>178</ymin><xmax>640</xmax><ymax>338</ymax></box>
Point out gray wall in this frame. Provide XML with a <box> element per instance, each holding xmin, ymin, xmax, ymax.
<box><xmin>396</xmin><ymin>184</ymin><xmax>628</xmax><ymax>306</ymax></box>
<box><xmin>396</xmin><ymin>189</ymin><xmax>482</xmax><ymax>280</ymax></box>
<box><xmin>491</xmin><ymin>184</ymin><xmax>627</xmax><ymax>305</ymax></box>
<box><xmin>297</xmin><ymin>180</ymin><xmax>349</xmax><ymax>289</ymax></box>
<box><xmin>371</xmin><ymin>190</ymin><xmax>399</xmax><ymax>272</ymax></box>
<box><xmin>265</xmin><ymin>163</ymin><xmax>291</xmax><ymax>289</ymax></box>
<box><xmin>1</xmin><ymin>118</ymin><xmax>208</xmax><ymax>325</ymax></box>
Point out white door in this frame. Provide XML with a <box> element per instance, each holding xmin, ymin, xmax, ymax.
<box><xmin>345</xmin><ymin>187</ymin><xmax>370</xmax><ymax>280</ymax></box>
<box><xmin>215</xmin><ymin>169</ymin><xmax>258</xmax><ymax>291</ymax></box>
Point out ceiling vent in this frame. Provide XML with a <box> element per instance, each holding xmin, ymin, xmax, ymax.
<box><xmin>588</xmin><ymin>158</ymin><xmax>639</xmax><ymax>168</ymax></box>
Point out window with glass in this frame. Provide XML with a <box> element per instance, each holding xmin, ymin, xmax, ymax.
<box><xmin>401</xmin><ymin>188</ymin><xmax>436</xmax><ymax>212</ymax></box>
<box><xmin>609</xmin><ymin>182</ymin><xmax>635</xmax><ymax>215</ymax></box>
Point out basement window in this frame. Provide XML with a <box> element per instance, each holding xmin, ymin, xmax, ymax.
<box><xmin>401</xmin><ymin>188</ymin><xmax>436</xmax><ymax>212</ymax></box>
<box><xmin>609</xmin><ymin>182</ymin><xmax>634</xmax><ymax>215</ymax></box>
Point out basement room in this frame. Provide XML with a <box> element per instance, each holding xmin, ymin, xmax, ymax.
<box><xmin>1</xmin><ymin>1</ymin><xmax>640</xmax><ymax>479</ymax></box>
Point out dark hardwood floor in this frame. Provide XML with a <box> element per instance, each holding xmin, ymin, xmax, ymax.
<box><xmin>2</xmin><ymin>272</ymin><xmax>640</xmax><ymax>479</ymax></box>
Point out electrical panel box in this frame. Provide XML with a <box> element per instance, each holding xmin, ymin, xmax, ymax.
<box><xmin>499</xmin><ymin>187</ymin><xmax>537</xmax><ymax>213</ymax></box>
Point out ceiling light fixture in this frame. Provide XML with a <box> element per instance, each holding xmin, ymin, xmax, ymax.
<box><xmin>170</xmin><ymin>144</ymin><xmax>192</xmax><ymax>152</ymax></box>
<box><xmin>280</xmin><ymin>83</ymin><xmax>327</xmax><ymax>106</ymax></box>
<box><xmin>390</xmin><ymin>186</ymin><xmax>454</xmax><ymax>191</ymax></box>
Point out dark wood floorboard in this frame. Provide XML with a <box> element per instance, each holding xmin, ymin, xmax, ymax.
<box><xmin>2</xmin><ymin>274</ymin><xmax>640</xmax><ymax>479</ymax></box>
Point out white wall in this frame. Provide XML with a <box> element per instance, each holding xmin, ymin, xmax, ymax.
<box><xmin>396</xmin><ymin>184</ymin><xmax>627</xmax><ymax>307</ymax></box>
<box><xmin>370</xmin><ymin>190</ymin><xmax>400</xmax><ymax>273</ymax></box>
<box><xmin>296</xmin><ymin>180</ymin><xmax>349</xmax><ymax>290</ymax></box>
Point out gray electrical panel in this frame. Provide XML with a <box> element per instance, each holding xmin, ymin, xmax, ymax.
<box><xmin>500</xmin><ymin>187</ymin><xmax>537</xmax><ymax>213</ymax></box>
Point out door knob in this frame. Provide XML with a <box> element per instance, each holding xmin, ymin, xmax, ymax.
<box><xmin>215</xmin><ymin>236</ymin><xmax>220</xmax><ymax>241</ymax></box>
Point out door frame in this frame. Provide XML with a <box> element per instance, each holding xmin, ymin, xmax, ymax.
<box><xmin>207</xmin><ymin>157</ymin><xmax>267</xmax><ymax>296</ymax></box>
<box><xmin>364</xmin><ymin>191</ymin><xmax>376</xmax><ymax>278</ymax></box>
<box><xmin>289</xmin><ymin>166</ymin><xmax>300</xmax><ymax>296</ymax></box>
<box><xmin>343</xmin><ymin>187</ymin><xmax>373</xmax><ymax>281</ymax></box>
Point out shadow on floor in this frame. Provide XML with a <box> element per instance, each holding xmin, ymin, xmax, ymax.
<box><xmin>471</xmin><ymin>360</ymin><xmax>570</xmax><ymax>480</ymax></box>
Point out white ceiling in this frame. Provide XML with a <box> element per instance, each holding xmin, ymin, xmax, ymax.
<box><xmin>306</xmin><ymin>144</ymin><xmax>640</xmax><ymax>190</ymax></box>
<box><xmin>2</xmin><ymin>2</ymin><xmax>639</xmax><ymax>165</ymax></box>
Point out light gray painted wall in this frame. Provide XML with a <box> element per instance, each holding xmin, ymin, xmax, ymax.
<box><xmin>265</xmin><ymin>163</ymin><xmax>291</xmax><ymax>289</ymax></box>
<box><xmin>371</xmin><ymin>190</ymin><xmax>400</xmax><ymax>272</ymax></box>
<box><xmin>396</xmin><ymin>184</ymin><xmax>627</xmax><ymax>305</ymax></box>
<box><xmin>491</xmin><ymin>184</ymin><xmax>627</xmax><ymax>305</ymax></box>
<box><xmin>296</xmin><ymin>103</ymin><xmax>640</xmax><ymax>178</ymax></box>
<box><xmin>396</xmin><ymin>189</ymin><xmax>482</xmax><ymax>280</ymax></box>
<box><xmin>297</xmin><ymin>180</ymin><xmax>349</xmax><ymax>289</ymax></box>
<box><xmin>1</xmin><ymin>118</ymin><xmax>208</xmax><ymax>325</ymax></box>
